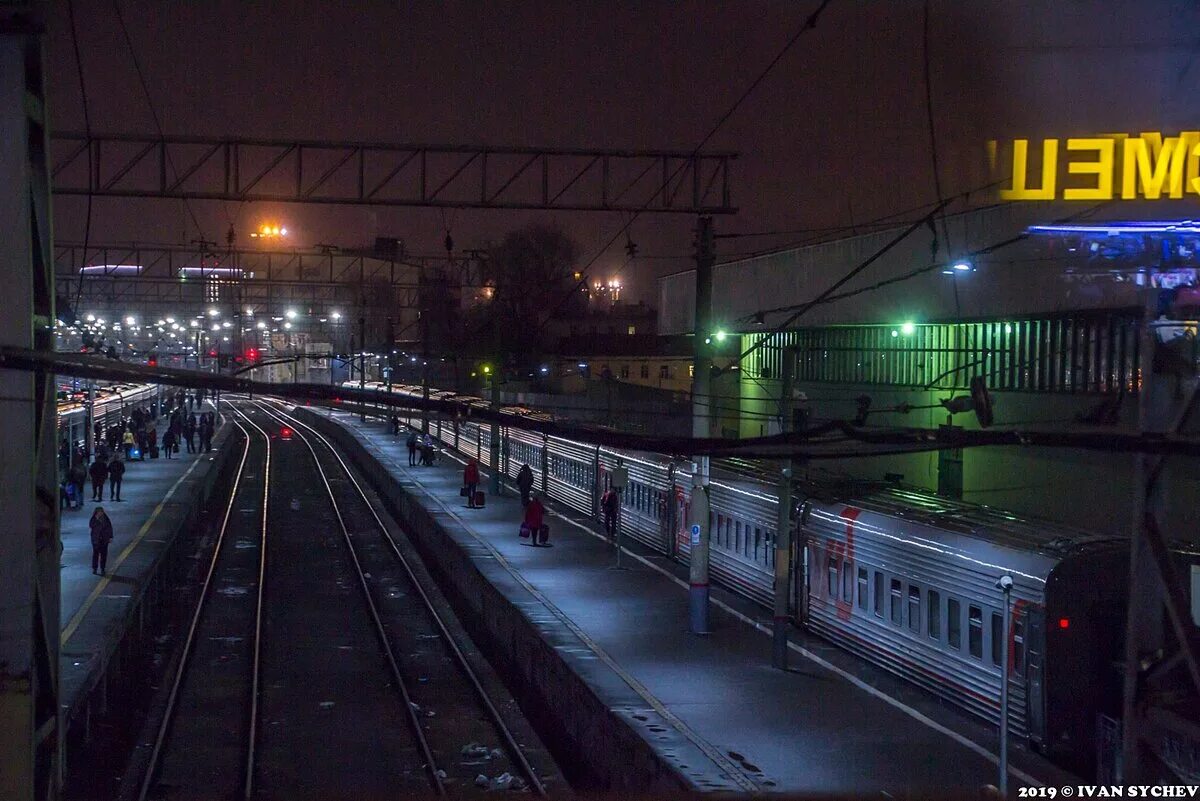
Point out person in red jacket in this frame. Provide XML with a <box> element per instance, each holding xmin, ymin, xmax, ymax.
<box><xmin>463</xmin><ymin>459</ymin><xmax>480</xmax><ymax>508</ymax></box>
<box><xmin>523</xmin><ymin>493</ymin><xmax>545</xmax><ymax>544</ymax></box>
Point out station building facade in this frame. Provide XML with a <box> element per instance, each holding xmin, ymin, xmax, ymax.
<box><xmin>658</xmin><ymin>193</ymin><xmax>1200</xmax><ymax>536</ymax></box>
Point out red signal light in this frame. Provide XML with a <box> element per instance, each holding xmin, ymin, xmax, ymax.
<box><xmin>147</xmin><ymin>356</ymin><xmax>158</xmax><ymax>367</ymax></box>
<box><xmin>280</xmin><ymin>426</ymin><xmax>293</xmax><ymax>439</ymax></box>
<box><xmin>208</xmin><ymin>349</ymin><xmax>218</xmax><ymax>358</ymax></box>
<box><xmin>246</xmin><ymin>347</ymin><xmax>260</xmax><ymax>362</ymax></box>
<box><xmin>1058</xmin><ymin>618</ymin><xmax>1070</xmax><ymax>630</ymax></box>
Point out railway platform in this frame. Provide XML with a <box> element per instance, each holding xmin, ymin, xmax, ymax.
<box><xmin>301</xmin><ymin>405</ymin><xmax>1081</xmax><ymax>795</ymax></box>
<box><xmin>59</xmin><ymin>419</ymin><xmax>234</xmax><ymax>735</ymax></box>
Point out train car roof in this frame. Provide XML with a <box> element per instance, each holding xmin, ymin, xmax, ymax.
<box><xmin>811</xmin><ymin>485</ymin><xmax>1125</xmax><ymax>565</ymax></box>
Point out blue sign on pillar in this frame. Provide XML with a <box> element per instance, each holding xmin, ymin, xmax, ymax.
<box><xmin>690</xmin><ymin>523</ymin><xmax>701</xmax><ymax>545</ymax></box>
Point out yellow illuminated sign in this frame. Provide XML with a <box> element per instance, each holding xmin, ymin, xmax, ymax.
<box><xmin>990</xmin><ymin>132</ymin><xmax>1200</xmax><ymax>201</ymax></box>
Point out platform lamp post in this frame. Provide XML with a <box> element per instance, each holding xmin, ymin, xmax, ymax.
<box><xmin>773</xmin><ymin>346</ymin><xmax>796</xmax><ymax>670</ymax></box>
<box><xmin>610</xmin><ymin>459</ymin><xmax>629</xmax><ymax>568</ymax></box>
<box><xmin>997</xmin><ymin>574</ymin><xmax>1013</xmax><ymax>796</ymax></box>
<box><xmin>688</xmin><ymin>215</ymin><xmax>715</xmax><ymax>635</ymax></box>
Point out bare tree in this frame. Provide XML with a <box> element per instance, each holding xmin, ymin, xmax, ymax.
<box><xmin>466</xmin><ymin>223</ymin><xmax>580</xmax><ymax>365</ymax></box>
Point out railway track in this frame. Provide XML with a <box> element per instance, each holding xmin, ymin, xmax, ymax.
<box><xmin>132</xmin><ymin>404</ymin><xmax>433</xmax><ymax>799</ymax></box>
<box><xmin>252</xmin><ymin>398</ymin><xmax>550</xmax><ymax>796</ymax></box>
<box><xmin>134</xmin><ymin>406</ymin><xmax>268</xmax><ymax>800</ymax></box>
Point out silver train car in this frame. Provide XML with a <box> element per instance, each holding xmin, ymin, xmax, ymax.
<box><xmin>336</xmin><ymin>382</ymin><xmax>1156</xmax><ymax>772</ymax></box>
<box><xmin>801</xmin><ymin>489</ymin><xmax>1130</xmax><ymax>770</ymax></box>
<box><xmin>57</xmin><ymin>383</ymin><xmax>159</xmax><ymax>447</ymax></box>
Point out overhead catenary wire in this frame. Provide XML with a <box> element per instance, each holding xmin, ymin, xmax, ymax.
<box><xmin>11</xmin><ymin>347</ymin><xmax>1200</xmax><ymax>459</ymax></box>
<box><xmin>737</xmin><ymin>199</ymin><xmax>1114</xmax><ymax>323</ymax></box>
<box><xmin>66</xmin><ymin>0</ymin><xmax>94</xmax><ymax>319</ymax></box>
<box><xmin>737</xmin><ymin>201</ymin><xmax>952</xmax><ymax>366</ymax></box>
<box><xmin>516</xmin><ymin>0</ymin><xmax>838</xmax><ymax>339</ymax></box>
<box><xmin>921</xmin><ymin>0</ymin><xmax>959</xmax><ymax>319</ymax></box>
<box><xmin>112</xmin><ymin>0</ymin><xmax>209</xmax><ymax>245</ymax></box>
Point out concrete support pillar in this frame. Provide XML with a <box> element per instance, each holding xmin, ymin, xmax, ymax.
<box><xmin>0</xmin><ymin>11</ymin><xmax>61</xmax><ymax>796</ymax></box>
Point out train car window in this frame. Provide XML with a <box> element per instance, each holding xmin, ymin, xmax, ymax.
<box><xmin>969</xmin><ymin>605</ymin><xmax>983</xmax><ymax>659</ymax></box>
<box><xmin>857</xmin><ymin>568</ymin><xmax>868</xmax><ymax>610</ymax></box>
<box><xmin>948</xmin><ymin>598</ymin><xmax>961</xmax><ymax>649</ymax></box>
<box><xmin>873</xmin><ymin>572</ymin><xmax>883</xmax><ymax>617</ymax></box>
<box><xmin>991</xmin><ymin>613</ymin><xmax>1003</xmax><ymax>667</ymax></box>
<box><xmin>907</xmin><ymin>585</ymin><xmax>921</xmax><ymax>632</ymax></box>
<box><xmin>842</xmin><ymin>560</ymin><xmax>853</xmax><ymax>602</ymax></box>
<box><xmin>890</xmin><ymin>579</ymin><xmax>902</xmax><ymax>625</ymax></box>
<box><xmin>1012</xmin><ymin>613</ymin><xmax>1025</xmax><ymax>674</ymax></box>
<box><xmin>928</xmin><ymin>590</ymin><xmax>941</xmax><ymax>640</ymax></box>
<box><xmin>827</xmin><ymin>558</ymin><xmax>837</xmax><ymax>597</ymax></box>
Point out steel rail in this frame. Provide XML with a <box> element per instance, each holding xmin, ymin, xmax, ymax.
<box><xmin>254</xmin><ymin>398</ymin><xmax>548</xmax><ymax>796</ymax></box>
<box><xmin>135</xmin><ymin>410</ymin><xmax>265</xmax><ymax>801</ymax></box>
<box><xmin>224</xmin><ymin>402</ymin><xmax>273</xmax><ymax>800</ymax></box>
<box><xmin>244</xmin><ymin>399</ymin><xmax>447</xmax><ymax>795</ymax></box>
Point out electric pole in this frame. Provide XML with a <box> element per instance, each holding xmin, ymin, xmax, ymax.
<box><xmin>358</xmin><ymin>314</ymin><xmax>366</xmax><ymax>422</ymax></box>
<box><xmin>689</xmin><ymin>215</ymin><xmax>715</xmax><ymax>635</ymax></box>
<box><xmin>1119</xmin><ymin>284</ymin><xmax>1200</xmax><ymax>781</ymax></box>
<box><xmin>772</xmin><ymin>347</ymin><xmax>795</xmax><ymax>669</ymax></box>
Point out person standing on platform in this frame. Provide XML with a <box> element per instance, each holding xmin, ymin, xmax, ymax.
<box><xmin>464</xmin><ymin>458</ymin><xmax>480</xmax><ymax>508</ymax></box>
<box><xmin>89</xmin><ymin>507</ymin><xmax>114</xmax><ymax>575</ymax></box>
<box><xmin>58</xmin><ymin>439</ymin><xmax>70</xmax><ymax>472</ymax></box>
<box><xmin>162</xmin><ymin>428</ymin><xmax>177</xmax><ymax>459</ymax></box>
<box><xmin>391</xmin><ymin>415</ymin><xmax>400</xmax><ymax>437</ymax></box>
<box><xmin>122</xmin><ymin>429</ymin><xmax>135</xmax><ymax>459</ymax></box>
<box><xmin>108</xmin><ymin>456</ymin><xmax>125</xmax><ymax>501</ymax></box>
<box><xmin>88</xmin><ymin>455</ymin><xmax>109</xmax><ymax>502</ymax></box>
<box><xmin>184</xmin><ymin>414</ymin><xmax>196</xmax><ymax>453</ymax></box>
<box><xmin>523</xmin><ymin>493</ymin><xmax>546</xmax><ymax>545</ymax></box>
<box><xmin>517</xmin><ymin>463</ymin><xmax>534</xmax><ymax>506</ymax></box>
<box><xmin>69</xmin><ymin>460</ymin><xmax>86</xmax><ymax>509</ymax></box>
<box><xmin>601</xmin><ymin>487</ymin><xmax>619</xmax><ymax>539</ymax></box>
<box><xmin>406</xmin><ymin>430</ymin><xmax>418</xmax><ymax>466</ymax></box>
<box><xmin>201</xmin><ymin>415</ymin><xmax>214</xmax><ymax>452</ymax></box>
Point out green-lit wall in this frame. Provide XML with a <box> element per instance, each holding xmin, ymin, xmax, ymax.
<box><xmin>737</xmin><ymin>337</ymin><xmax>1199</xmax><ymax>537</ymax></box>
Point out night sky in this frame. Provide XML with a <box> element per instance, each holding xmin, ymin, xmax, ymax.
<box><xmin>48</xmin><ymin>1</ymin><xmax>1199</xmax><ymax>303</ymax></box>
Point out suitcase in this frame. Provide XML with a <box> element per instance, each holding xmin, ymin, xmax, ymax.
<box><xmin>473</xmin><ymin>491</ymin><xmax>486</xmax><ymax>508</ymax></box>
<box><xmin>150</xmin><ymin>445</ymin><xmax>160</xmax><ymax>459</ymax></box>
<box><xmin>537</xmin><ymin>524</ymin><xmax>550</xmax><ymax>545</ymax></box>
<box><xmin>519</xmin><ymin>524</ymin><xmax>531</xmax><ymax>539</ymax></box>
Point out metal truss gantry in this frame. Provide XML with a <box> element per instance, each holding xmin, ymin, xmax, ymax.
<box><xmin>50</xmin><ymin>133</ymin><xmax>738</xmax><ymax>214</ymax></box>
<box><xmin>55</xmin><ymin>242</ymin><xmax>486</xmax><ymax>318</ymax></box>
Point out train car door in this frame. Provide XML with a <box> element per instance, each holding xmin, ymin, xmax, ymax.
<box><xmin>1025</xmin><ymin>607</ymin><xmax>1047</xmax><ymax>748</ymax></box>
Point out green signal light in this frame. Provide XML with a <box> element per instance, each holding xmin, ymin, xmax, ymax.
<box><xmin>900</xmin><ymin>321</ymin><xmax>916</xmax><ymax>336</ymax></box>
<box><xmin>714</xmin><ymin>329</ymin><xmax>728</xmax><ymax>343</ymax></box>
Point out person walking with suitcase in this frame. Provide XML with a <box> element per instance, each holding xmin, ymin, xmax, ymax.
<box><xmin>523</xmin><ymin>493</ymin><xmax>548</xmax><ymax>546</ymax></box>
<box><xmin>107</xmin><ymin>456</ymin><xmax>126</xmax><ymax>502</ymax></box>
<box><xmin>463</xmin><ymin>459</ymin><xmax>480</xmax><ymax>508</ymax></box>
<box><xmin>89</xmin><ymin>507</ymin><xmax>114</xmax><ymax>575</ymax></box>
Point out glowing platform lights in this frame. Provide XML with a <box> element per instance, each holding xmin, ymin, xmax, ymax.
<box><xmin>250</xmin><ymin>223</ymin><xmax>288</xmax><ymax>239</ymax></box>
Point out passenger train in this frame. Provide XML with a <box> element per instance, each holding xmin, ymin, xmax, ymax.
<box><xmin>57</xmin><ymin>382</ymin><xmax>159</xmax><ymax>447</ymax></box>
<box><xmin>332</xmin><ymin>380</ymin><xmax>1191</xmax><ymax>774</ymax></box>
